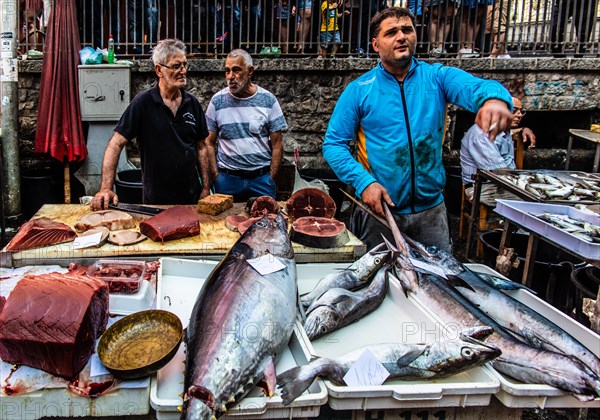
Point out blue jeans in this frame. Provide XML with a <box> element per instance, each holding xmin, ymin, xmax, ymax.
<box><xmin>128</xmin><ymin>0</ymin><xmax>158</xmax><ymax>46</ymax></box>
<box><xmin>214</xmin><ymin>171</ymin><xmax>276</xmax><ymax>202</ymax></box>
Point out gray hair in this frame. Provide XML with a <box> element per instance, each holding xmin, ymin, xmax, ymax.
<box><xmin>151</xmin><ymin>39</ymin><xmax>187</xmax><ymax>65</ymax></box>
<box><xmin>227</xmin><ymin>49</ymin><xmax>253</xmax><ymax>68</ymax></box>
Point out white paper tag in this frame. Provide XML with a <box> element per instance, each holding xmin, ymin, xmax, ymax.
<box><xmin>343</xmin><ymin>349</ymin><xmax>390</xmax><ymax>387</ymax></box>
<box><xmin>247</xmin><ymin>254</ymin><xmax>286</xmax><ymax>275</ymax></box>
<box><xmin>72</xmin><ymin>232</ymin><xmax>102</xmax><ymax>249</ymax></box>
<box><xmin>409</xmin><ymin>258</ymin><xmax>448</xmax><ymax>279</ymax></box>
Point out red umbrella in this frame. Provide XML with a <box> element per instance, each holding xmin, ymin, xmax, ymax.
<box><xmin>34</xmin><ymin>0</ymin><xmax>87</xmax><ymax>203</ymax></box>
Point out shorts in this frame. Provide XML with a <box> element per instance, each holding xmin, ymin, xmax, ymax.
<box><xmin>320</xmin><ymin>30</ymin><xmax>341</xmax><ymax>47</ymax></box>
<box><xmin>486</xmin><ymin>0</ymin><xmax>509</xmax><ymax>33</ymax></box>
<box><xmin>298</xmin><ymin>0</ymin><xmax>312</xmax><ymax>10</ymax></box>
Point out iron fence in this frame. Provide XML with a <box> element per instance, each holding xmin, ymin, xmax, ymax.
<box><xmin>16</xmin><ymin>0</ymin><xmax>600</xmax><ymax>58</ymax></box>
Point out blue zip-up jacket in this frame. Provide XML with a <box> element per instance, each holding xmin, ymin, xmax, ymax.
<box><xmin>323</xmin><ymin>58</ymin><xmax>512</xmax><ymax>214</ymax></box>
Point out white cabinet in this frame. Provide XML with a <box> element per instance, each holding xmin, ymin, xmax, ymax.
<box><xmin>78</xmin><ymin>65</ymin><xmax>131</xmax><ymax>121</ymax></box>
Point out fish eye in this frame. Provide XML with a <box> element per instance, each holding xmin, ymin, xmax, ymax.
<box><xmin>374</xmin><ymin>257</ymin><xmax>381</xmax><ymax>264</ymax></box>
<box><xmin>256</xmin><ymin>220</ymin><xmax>266</xmax><ymax>227</ymax></box>
<box><xmin>461</xmin><ymin>347</ymin><xmax>475</xmax><ymax>360</ymax></box>
<box><xmin>320</xmin><ymin>326</ymin><xmax>328</xmax><ymax>333</ymax></box>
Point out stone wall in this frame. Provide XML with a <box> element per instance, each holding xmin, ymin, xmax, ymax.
<box><xmin>17</xmin><ymin>57</ymin><xmax>600</xmax><ymax>172</ymax></box>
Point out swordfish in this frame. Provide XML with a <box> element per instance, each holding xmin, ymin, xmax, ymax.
<box><xmin>181</xmin><ymin>214</ymin><xmax>297</xmax><ymax>419</ymax></box>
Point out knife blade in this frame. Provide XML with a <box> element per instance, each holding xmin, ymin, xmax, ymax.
<box><xmin>338</xmin><ymin>188</ymin><xmax>390</xmax><ymax>228</ymax></box>
<box><xmin>109</xmin><ymin>203</ymin><xmax>164</xmax><ymax>216</ymax></box>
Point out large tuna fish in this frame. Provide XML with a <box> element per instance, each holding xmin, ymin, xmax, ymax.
<box><xmin>182</xmin><ymin>214</ymin><xmax>297</xmax><ymax>419</ymax></box>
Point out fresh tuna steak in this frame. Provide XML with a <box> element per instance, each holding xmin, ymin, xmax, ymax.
<box><xmin>182</xmin><ymin>214</ymin><xmax>297</xmax><ymax>419</ymax></box>
<box><xmin>75</xmin><ymin>210</ymin><xmax>135</xmax><ymax>232</ymax></box>
<box><xmin>6</xmin><ymin>217</ymin><xmax>77</xmax><ymax>251</ymax></box>
<box><xmin>140</xmin><ymin>206</ymin><xmax>200</xmax><ymax>243</ymax></box>
<box><xmin>286</xmin><ymin>188</ymin><xmax>336</xmax><ymax>220</ymax></box>
<box><xmin>290</xmin><ymin>216</ymin><xmax>348</xmax><ymax>248</ymax></box>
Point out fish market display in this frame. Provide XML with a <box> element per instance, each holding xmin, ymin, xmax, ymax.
<box><xmin>498</xmin><ymin>171</ymin><xmax>600</xmax><ymax>202</ymax></box>
<box><xmin>0</xmin><ymin>273</ymin><xmax>109</xmax><ymax>379</ymax></box>
<box><xmin>277</xmin><ymin>327</ymin><xmax>501</xmax><ymax>404</ymax></box>
<box><xmin>396</xmin><ymin>270</ymin><xmax>600</xmax><ymax>401</ymax></box>
<box><xmin>181</xmin><ymin>214</ymin><xmax>297</xmax><ymax>419</ymax></box>
<box><xmin>6</xmin><ymin>217</ymin><xmax>77</xmax><ymax>251</ymax></box>
<box><xmin>139</xmin><ymin>205</ymin><xmax>200</xmax><ymax>243</ymax></box>
<box><xmin>300</xmin><ymin>242</ymin><xmax>392</xmax><ymax>308</ymax></box>
<box><xmin>536</xmin><ymin>212</ymin><xmax>600</xmax><ymax>243</ymax></box>
<box><xmin>304</xmin><ymin>265</ymin><xmax>390</xmax><ymax>340</ymax></box>
<box><xmin>286</xmin><ymin>188</ymin><xmax>336</xmax><ymax>220</ymax></box>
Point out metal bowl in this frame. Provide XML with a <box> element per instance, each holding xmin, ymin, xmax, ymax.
<box><xmin>98</xmin><ymin>309</ymin><xmax>183</xmax><ymax>379</ymax></box>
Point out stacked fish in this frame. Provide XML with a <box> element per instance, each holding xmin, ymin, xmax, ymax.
<box><xmin>537</xmin><ymin>212</ymin><xmax>600</xmax><ymax>243</ymax></box>
<box><xmin>499</xmin><ymin>172</ymin><xmax>600</xmax><ymax>202</ymax></box>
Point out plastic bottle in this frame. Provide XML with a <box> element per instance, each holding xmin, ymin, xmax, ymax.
<box><xmin>107</xmin><ymin>34</ymin><xmax>115</xmax><ymax>64</ymax></box>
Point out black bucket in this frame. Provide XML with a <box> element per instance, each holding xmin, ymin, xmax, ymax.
<box><xmin>570</xmin><ymin>266</ymin><xmax>600</xmax><ymax>327</ymax></box>
<box><xmin>444</xmin><ymin>165</ymin><xmax>462</xmax><ymax>216</ymax></box>
<box><xmin>480</xmin><ymin>230</ymin><xmax>585</xmax><ymax>312</ymax></box>
<box><xmin>21</xmin><ymin>168</ymin><xmax>64</xmax><ymax>219</ymax></box>
<box><xmin>299</xmin><ymin>168</ymin><xmax>345</xmax><ymax>217</ymax></box>
<box><xmin>115</xmin><ymin>169</ymin><xmax>143</xmax><ymax>204</ymax></box>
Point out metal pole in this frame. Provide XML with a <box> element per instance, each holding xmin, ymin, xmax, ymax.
<box><xmin>1</xmin><ymin>0</ymin><xmax>21</xmax><ymax>218</ymax></box>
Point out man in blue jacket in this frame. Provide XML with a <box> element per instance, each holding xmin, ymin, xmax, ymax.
<box><xmin>323</xmin><ymin>7</ymin><xmax>513</xmax><ymax>251</ymax></box>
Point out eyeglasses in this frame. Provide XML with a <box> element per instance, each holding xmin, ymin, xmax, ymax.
<box><xmin>158</xmin><ymin>61</ymin><xmax>189</xmax><ymax>72</ymax></box>
<box><xmin>513</xmin><ymin>107</ymin><xmax>527</xmax><ymax>115</ymax></box>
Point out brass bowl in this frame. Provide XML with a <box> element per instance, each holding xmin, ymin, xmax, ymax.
<box><xmin>98</xmin><ymin>309</ymin><xmax>183</xmax><ymax>379</ymax></box>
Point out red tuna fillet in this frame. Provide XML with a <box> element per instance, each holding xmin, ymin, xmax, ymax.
<box><xmin>6</xmin><ymin>217</ymin><xmax>77</xmax><ymax>251</ymax></box>
<box><xmin>139</xmin><ymin>206</ymin><xmax>200</xmax><ymax>243</ymax></box>
<box><xmin>0</xmin><ymin>273</ymin><xmax>109</xmax><ymax>379</ymax></box>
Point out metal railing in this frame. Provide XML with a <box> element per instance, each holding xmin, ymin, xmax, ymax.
<box><xmin>17</xmin><ymin>0</ymin><xmax>600</xmax><ymax>58</ymax></box>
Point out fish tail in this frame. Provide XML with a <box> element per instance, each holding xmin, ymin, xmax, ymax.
<box><xmin>277</xmin><ymin>357</ymin><xmax>335</xmax><ymax>405</ymax></box>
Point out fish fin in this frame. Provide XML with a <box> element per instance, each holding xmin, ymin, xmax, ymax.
<box><xmin>445</xmin><ymin>275</ymin><xmax>476</xmax><ymax>293</ymax></box>
<box><xmin>258</xmin><ymin>357</ymin><xmax>277</xmax><ymax>397</ymax></box>
<box><xmin>277</xmin><ymin>365</ymin><xmax>314</xmax><ymax>405</ymax></box>
<box><xmin>395</xmin><ymin>348</ymin><xmax>426</xmax><ymax>368</ymax></box>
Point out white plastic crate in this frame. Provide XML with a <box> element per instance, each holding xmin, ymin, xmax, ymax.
<box><xmin>150</xmin><ymin>258</ymin><xmax>328</xmax><ymax>419</ymax></box>
<box><xmin>495</xmin><ymin>199</ymin><xmax>599</xmax><ymax>260</ymax></box>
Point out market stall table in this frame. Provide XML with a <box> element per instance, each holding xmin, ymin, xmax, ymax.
<box><xmin>566</xmin><ymin>128</ymin><xmax>600</xmax><ymax>173</ymax></box>
<box><xmin>1</xmin><ymin>204</ymin><xmax>365</xmax><ymax>267</ymax></box>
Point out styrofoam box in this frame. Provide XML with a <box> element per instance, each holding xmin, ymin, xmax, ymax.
<box><xmin>0</xmin><ymin>386</ymin><xmax>150</xmax><ymax>420</ymax></box>
<box><xmin>150</xmin><ymin>257</ymin><xmax>328</xmax><ymax>419</ymax></box>
<box><xmin>109</xmin><ymin>279</ymin><xmax>156</xmax><ymax>315</ymax></box>
<box><xmin>495</xmin><ymin>199</ymin><xmax>600</xmax><ymax>260</ymax></box>
<box><xmin>300</xmin><ymin>264</ymin><xmax>501</xmax><ymax>410</ymax></box>
<box><xmin>466</xmin><ymin>264</ymin><xmax>600</xmax><ymax>409</ymax></box>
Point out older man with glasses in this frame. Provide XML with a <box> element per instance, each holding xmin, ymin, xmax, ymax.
<box><xmin>91</xmin><ymin>39</ymin><xmax>209</xmax><ymax>210</ymax></box>
<box><xmin>460</xmin><ymin>96</ymin><xmax>536</xmax><ymax>207</ymax></box>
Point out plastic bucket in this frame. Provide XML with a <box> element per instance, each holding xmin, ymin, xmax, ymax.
<box><xmin>21</xmin><ymin>168</ymin><xmax>64</xmax><ymax>219</ymax></box>
<box><xmin>299</xmin><ymin>168</ymin><xmax>345</xmax><ymax>217</ymax></box>
<box><xmin>570</xmin><ymin>266</ymin><xmax>600</xmax><ymax>327</ymax></box>
<box><xmin>115</xmin><ymin>169</ymin><xmax>143</xmax><ymax>204</ymax></box>
<box><xmin>444</xmin><ymin>165</ymin><xmax>462</xmax><ymax>216</ymax></box>
<box><xmin>479</xmin><ymin>230</ymin><xmax>585</xmax><ymax>312</ymax></box>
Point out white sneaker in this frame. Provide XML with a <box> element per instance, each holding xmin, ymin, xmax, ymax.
<box><xmin>458</xmin><ymin>48</ymin><xmax>480</xmax><ymax>58</ymax></box>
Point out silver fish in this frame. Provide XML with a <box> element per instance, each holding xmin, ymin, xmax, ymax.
<box><xmin>397</xmin><ymin>270</ymin><xmax>600</xmax><ymax>401</ymax></box>
<box><xmin>300</xmin><ymin>242</ymin><xmax>391</xmax><ymax>308</ymax></box>
<box><xmin>181</xmin><ymin>214</ymin><xmax>297</xmax><ymax>419</ymax></box>
<box><xmin>304</xmin><ymin>266</ymin><xmax>389</xmax><ymax>340</ymax></box>
<box><xmin>277</xmin><ymin>326</ymin><xmax>500</xmax><ymax>405</ymax></box>
<box><xmin>406</xmin><ymin>241</ymin><xmax>600</xmax><ymax>379</ymax></box>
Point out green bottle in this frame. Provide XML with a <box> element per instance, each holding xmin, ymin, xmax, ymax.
<box><xmin>107</xmin><ymin>34</ymin><xmax>115</xmax><ymax>64</ymax></box>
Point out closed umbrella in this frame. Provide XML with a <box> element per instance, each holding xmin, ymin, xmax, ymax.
<box><xmin>34</xmin><ymin>0</ymin><xmax>87</xmax><ymax>203</ymax></box>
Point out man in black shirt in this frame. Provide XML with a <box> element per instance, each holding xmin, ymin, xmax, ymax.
<box><xmin>91</xmin><ymin>39</ymin><xmax>209</xmax><ymax>210</ymax></box>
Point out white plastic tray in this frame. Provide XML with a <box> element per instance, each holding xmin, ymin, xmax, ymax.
<box><xmin>150</xmin><ymin>257</ymin><xmax>328</xmax><ymax>419</ymax></box>
<box><xmin>495</xmin><ymin>199</ymin><xmax>600</xmax><ymax>260</ymax></box>
<box><xmin>300</xmin><ymin>264</ymin><xmax>501</xmax><ymax>410</ymax></box>
<box><xmin>109</xmin><ymin>279</ymin><xmax>155</xmax><ymax>315</ymax></box>
<box><xmin>467</xmin><ymin>264</ymin><xmax>600</xmax><ymax>409</ymax></box>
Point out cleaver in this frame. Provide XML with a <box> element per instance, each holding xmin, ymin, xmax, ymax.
<box><xmin>109</xmin><ymin>203</ymin><xmax>164</xmax><ymax>216</ymax></box>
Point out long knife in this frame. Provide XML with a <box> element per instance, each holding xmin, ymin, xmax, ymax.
<box><xmin>338</xmin><ymin>188</ymin><xmax>390</xmax><ymax>228</ymax></box>
<box><xmin>109</xmin><ymin>203</ymin><xmax>164</xmax><ymax>216</ymax></box>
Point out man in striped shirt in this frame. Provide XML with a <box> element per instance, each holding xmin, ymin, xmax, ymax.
<box><xmin>202</xmin><ymin>49</ymin><xmax>288</xmax><ymax>202</ymax></box>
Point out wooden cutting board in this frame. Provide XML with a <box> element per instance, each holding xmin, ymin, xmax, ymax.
<box><xmin>6</xmin><ymin>204</ymin><xmax>365</xmax><ymax>266</ymax></box>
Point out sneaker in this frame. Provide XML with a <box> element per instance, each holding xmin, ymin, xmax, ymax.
<box><xmin>429</xmin><ymin>47</ymin><xmax>446</xmax><ymax>57</ymax></box>
<box><xmin>458</xmin><ymin>48</ymin><xmax>480</xmax><ymax>58</ymax></box>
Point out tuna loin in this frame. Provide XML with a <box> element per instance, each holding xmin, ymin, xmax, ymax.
<box><xmin>6</xmin><ymin>217</ymin><xmax>77</xmax><ymax>251</ymax></box>
<box><xmin>139</xmin><ymin>205</ymin><xmax>200</xmax><ymax>243</ymax></box>
<box><xmin>0</xmin><ymin>273</ymin><xmax>109</xmax><ymax>379</ymax></box>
